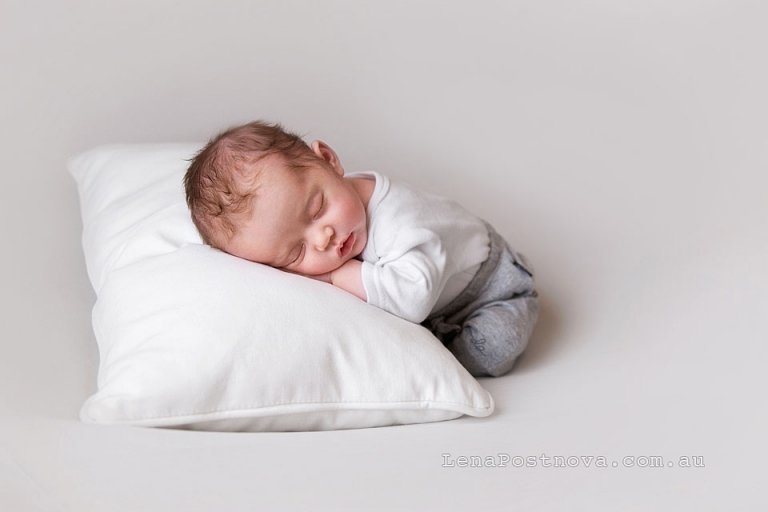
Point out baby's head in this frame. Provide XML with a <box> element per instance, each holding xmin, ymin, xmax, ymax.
<box><xmin>184</xmin><ymin>120</ymin><xmax>369</xmax><ymax>276</ymax></box>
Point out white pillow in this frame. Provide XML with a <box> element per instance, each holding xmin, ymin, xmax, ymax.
<box><xmin>69</xmin><ymin>144</ymin><xmax>494</xmax><ymax>432</ymax></box>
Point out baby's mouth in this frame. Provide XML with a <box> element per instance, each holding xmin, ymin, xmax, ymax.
<box><xmin>339</xmin><ymin>232</ymin><xmax>355</xmax><ymax>258</ymax></box>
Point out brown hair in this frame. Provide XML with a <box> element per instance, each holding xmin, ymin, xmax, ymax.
<box><xmin>184</xmin><ymin>120</ymin><xmax>319</xmax><ymax>247</ymax></box>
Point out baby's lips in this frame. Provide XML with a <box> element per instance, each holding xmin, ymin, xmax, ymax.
<box><xmin>339</xmin><ymin>232</ymin><xmax>355</xmax><ymax>258</ymax></box>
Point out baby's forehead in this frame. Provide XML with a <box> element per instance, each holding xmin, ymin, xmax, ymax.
<box><xmin>230</xmin><ymin>152</ymin><xmax>299</xmax><ymax>192</ymax></box>
<box><xmin>253</xmin><ymin>155</ymin><xmax>309</xmax><ymax>192</ymax></box>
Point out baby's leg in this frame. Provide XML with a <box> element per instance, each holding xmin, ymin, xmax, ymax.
<box><xmin>447</xmin><ymin>292</ymin><xmax>538</xmax><ymax>377</ymax></box>
<box><xmin>424</xmin><ymin>225</ymin><xmax>539</xmax><ymax>377</ymax></box>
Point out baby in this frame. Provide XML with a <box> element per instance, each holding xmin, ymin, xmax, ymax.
<box><xmin>184</xmin><ymin>121</ymin><xmax>538</xmax><ymax>377</ymax></box>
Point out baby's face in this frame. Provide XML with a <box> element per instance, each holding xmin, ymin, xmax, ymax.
<box><xmin>223</xmin><ymin>152</ymin><xmax>368</xmax><ymax>276</ymax></box>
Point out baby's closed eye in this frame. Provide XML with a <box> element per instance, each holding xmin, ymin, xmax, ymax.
<box><xmin>312</xmin><ymin>194</ymin><xmax>325</xmax><ymax>219</ymax></box>
<box><xmin>284</xmin><ymin>244</ymin><xmax>305</xmax><ymax>268</ymax></box>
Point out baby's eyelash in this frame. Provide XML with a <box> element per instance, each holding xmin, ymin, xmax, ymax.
<box><xmin>313</xmin><ymin>196</ymin><xmax>325</xmax><ymax>219</ymax></box>
<box><xmin>291</xmin><ymin>244</ymin><xmax>305</xmax><ymax>264</ymax></box>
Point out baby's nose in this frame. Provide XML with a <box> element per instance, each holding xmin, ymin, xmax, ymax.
<box><xmin>315</xmin><ymin>225</ymin><xmax>334</xmax><ymax>251</ymax></box>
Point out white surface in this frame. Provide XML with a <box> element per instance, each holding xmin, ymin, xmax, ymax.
<box><xmin>1</xmin><ymin>1</ymin><xmax>766</xmax><ymax>510</ymax></box>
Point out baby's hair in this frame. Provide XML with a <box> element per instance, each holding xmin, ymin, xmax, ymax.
<box><xmin>184</xmin><ymin>120</ymin><xmax>319</xmax><ymax>247</ymax></box>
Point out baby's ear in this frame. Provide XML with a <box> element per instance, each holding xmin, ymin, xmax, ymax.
<box><xmin>311</xmin><ymin>140</ymin><xmax>344</xmax><ymax>176</ymax></box>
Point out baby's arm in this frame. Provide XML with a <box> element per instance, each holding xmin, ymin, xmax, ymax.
<box><xmin>330</xmin><ymin>259</ymin><xmax>366</xmax><ymax>301</ymax></box>
<box><xmin>306</xmin><ymin>260</ymin><xmax>367</xmax><ymax>302</ymax></box>
<box><xmin>361</xmin><ymin>247</ymin><xmax>445</xmax><ymax>323</ymax></box>
<box><xmin>306</xmin><ymin>231</ymin><xmax>447</xmax><ymax>322</ymax></box>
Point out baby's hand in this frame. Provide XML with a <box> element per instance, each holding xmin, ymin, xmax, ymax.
<box><xmin>328</xmin><ymin>259</ymin><xmax>366</xmax><ymax>301</ymax></box>
<box><xmin>284</xmin><ymin>261</ymin><xmax>366</xmax><ymax>301</ymax></box>
<box><xmin>279</xmin><ymin>267</ymin><xmax>331</xmax><ymax>283</ymax></box>
<box><xmin>305</xmin><ymin>271</ymin><xmax>332</xmax><ymax>284</ymax></box>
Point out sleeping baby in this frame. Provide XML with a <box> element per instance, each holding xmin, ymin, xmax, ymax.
<box><xmin>184</xmin><ymin>121</ymin><xmax>538</xmax><ymax>377</ymax></box>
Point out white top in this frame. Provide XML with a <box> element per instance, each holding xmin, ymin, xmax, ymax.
<box><xmin>352</xmin><ymin>171</ymin><xmax>490</xmax><ymax>323</ymax></box>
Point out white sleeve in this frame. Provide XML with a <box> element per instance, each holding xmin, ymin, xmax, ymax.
<box><xmin>361</xmin><ymin>227</ymin><xmax>450</xmax><ymax>323</ymax></box>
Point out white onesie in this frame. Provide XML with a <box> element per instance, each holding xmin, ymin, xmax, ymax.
<box><xmin>351</xmin><ymin>171</ymin><xmax>490</xmax><ymax>323</ymax></box>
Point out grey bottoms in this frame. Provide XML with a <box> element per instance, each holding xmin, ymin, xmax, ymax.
<box><xmin>422</xmin><ymin>223</ymin><xmax>539</xmax><ymax>377</ymax></box>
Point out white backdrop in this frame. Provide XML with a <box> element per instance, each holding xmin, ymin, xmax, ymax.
<box><xmin>1</xmin><ymin>1</ymin><xmax>766</xmax><ymax>510</ymax></box>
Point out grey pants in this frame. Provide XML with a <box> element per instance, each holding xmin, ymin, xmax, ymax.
<box><xmin>422</xmin><ymin>223</ymin><xmax>539</xmax><ymax>377</ymax></box>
